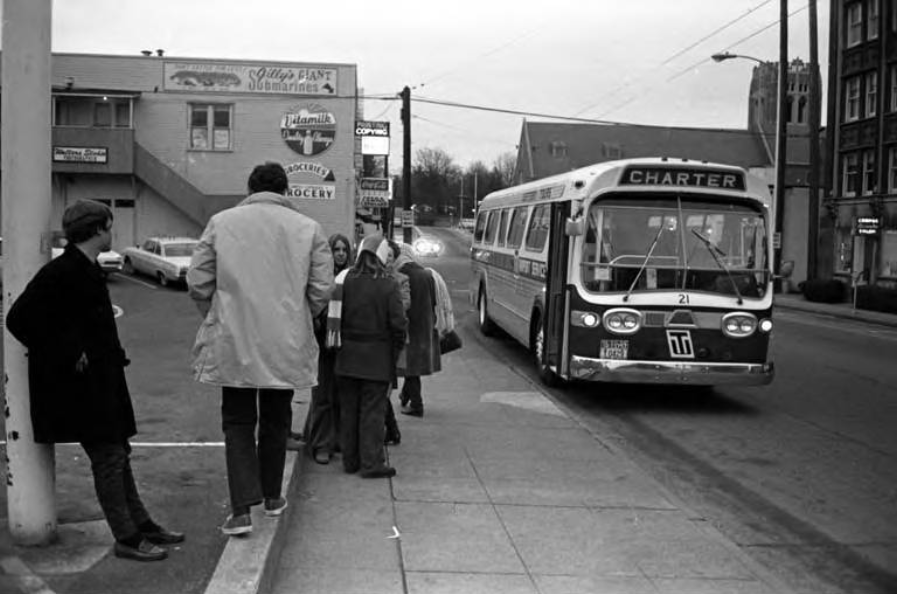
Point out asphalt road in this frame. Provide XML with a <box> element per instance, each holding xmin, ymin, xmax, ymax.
<box><xmin>424</xmin><ymin>225</ymin><xmax>897</xmax><ymax>594</ymax></box>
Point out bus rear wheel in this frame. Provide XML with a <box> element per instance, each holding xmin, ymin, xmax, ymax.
<box><xmin>533</xmin><ymin>313</ymin><xmax>561</xmax><ymax>387</ymax></box>
<box><xmin>477</xmin><ymin>288</ymin><xmax>497</xmax><ymax>336</ymax></box>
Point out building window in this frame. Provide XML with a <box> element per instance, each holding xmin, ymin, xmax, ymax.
<box><xmin>834</xmin><ymin>225</ymin><xmax>854</xmax><ymax>273</ymax></box>
<box><xmin>843</xmin><ymin>153</ymin><xmax>859</xmax><ymax>196</ymax></box>
<box><xmin>865</xmin><ymin>71</ymin><xmax>878</xmax><ymax>117</ymax></box>
<box><xmin>786</xmin><ymin>96</ymin><xmax>794</xmax><ymax>123</ymax></box>
<box><xmin>549</xmin><ymin>141</ymin><xmax>567</xmax><ymax>158</ymax></box>
<box><xmin>882</xmin><ymin>230</ymin><xmax>897</xmax><ymax>277</ymax></box>
<box><xmin>797</xmin><ymin>96</ymin><xmax>807</xmax><ymax>123</ymax></box>
<box><xmin>888</xmin><ymin>147</ymin><xmax>897</xmax><ymax>193</ymax></box>
<box><xmin>846</xmin><ymin>1</ymin><xmax>863</xmax><ymax>46</ymax></box>
<box><xmin>189</xmin><ymin>104</ymin><xmax>232</xmax><ymax>151</ymax></box>
<box><xmin>845</xmin><ymin>76</ymin><xmax>861</xmax><ymax>121</ymax></box>
<box><xmin>868</xmin><ymin>0</ymin><xmax>879</xmax><ymax>40</ymax></box>
<box><xmin>890</xmin><ymin>65</ymin><xmax>897</xmax><ymax>112</ymax></box>
<box><xmin>861</xmin><ymin>150</ymin><xmax>876</xmax><ymax>195</ymax></box>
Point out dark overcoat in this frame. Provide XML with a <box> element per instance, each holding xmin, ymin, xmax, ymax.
<box><xmin>397</xmin><ymin>260</ymin><xmax>441</xmax><ymax>376</ymax></box>
<box><xmin>5</xmin><ymin>245</ymin><xmax>136</xmax><ymax>444</ymax></box>
<box><xmin>334</xmin><ymin>271</ymin><xmax>407</xmax><ymax>383</ymax></box>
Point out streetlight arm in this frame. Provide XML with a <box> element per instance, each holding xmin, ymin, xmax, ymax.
<box><xmin>711</xmin><ymin>51</ymin><xmax>766</xmax><ymax>65</ymax></box>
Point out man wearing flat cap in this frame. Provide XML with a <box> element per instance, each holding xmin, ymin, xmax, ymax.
<box><xmin>6</xmin><ymin>199</ymin><xmax>183</xmax><ymax>562</ymax></box>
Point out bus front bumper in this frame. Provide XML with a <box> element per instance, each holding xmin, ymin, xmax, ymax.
<box><xmin>568</xmin><ymin>356</ymin><xmax>774</xmax><ymax>386</ymax></box>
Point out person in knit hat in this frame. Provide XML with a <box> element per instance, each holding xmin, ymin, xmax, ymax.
<box><xmin>330</xmin><ymin>235</ymin><xmax>407</xmax><ymax>478</ymax></box>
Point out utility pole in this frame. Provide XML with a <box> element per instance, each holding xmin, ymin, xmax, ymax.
<box><xmin>774</xmin><ymin>0</ymin><xmax>789</xmax><ymax>292</ymax></box>
<box><xmin>401</xmin><ymin>86</ymin><xmax>412</xmax><ymax>244</ymax></box>
<box><xmin>807</xmin><ymin>0</ymin><xmax>820</xmax><ymax>281</ymax></box>
<box><xmin>2</xmin><ymin>0</ymin><xmax>57</xmax><ymax>545</ymax></box>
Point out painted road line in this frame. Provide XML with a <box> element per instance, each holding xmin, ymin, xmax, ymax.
<box><xmin>116</xmin><ymin>273</ymin><xmax>157</xmax><ymax>289</ymax></box>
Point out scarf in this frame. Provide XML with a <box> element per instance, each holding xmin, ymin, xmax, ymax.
<box><xmin>325</xmin><ymin>269</ymin><xmax>350</xmax><ymax>348</ymax></box>
<box><xmin>427</xmin><ymin>267</ymin><xmax>454</xmax><ymax>334</ymax></box>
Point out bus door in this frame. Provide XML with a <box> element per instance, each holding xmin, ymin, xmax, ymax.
<box><xmin>543</xmin><ymin>201</ymin><xmax>571</xmax><ymax>380</ymax></box>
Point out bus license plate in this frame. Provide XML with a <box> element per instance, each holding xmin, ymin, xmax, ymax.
<box><xmin>600</xmin><ymin>339</ymin><xmax>629</xmax><ymax>360</ymax></box>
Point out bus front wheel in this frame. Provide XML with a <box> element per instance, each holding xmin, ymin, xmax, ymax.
<box><xmin>533</xmin><ymin>313</ymin><xmax>561</xmax><ymax>387</ymax></box>
<box><xmin>478</xmin><ymin>288</ymin><xmax>497</xmax><ymax>336</ymax></box>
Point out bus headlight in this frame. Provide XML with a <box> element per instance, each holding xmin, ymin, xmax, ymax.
<box><xmin>721</xmin><ymin>312</ymin><xmax>758</xmax><ymax>338</ymax></box>
<box><xmin>603</xmin><ymin>308</ymin><xmax>642</xmax><ymax>335</ymax></box>
<box><xmin>759</xmin><ymin>318</ymin><xmax>773</xmax><ymax>333</ymax></box>
<box><xmin>572</xmin><ymin>310</ymin><xmax>601</xmax><ymax>328</ymax></box>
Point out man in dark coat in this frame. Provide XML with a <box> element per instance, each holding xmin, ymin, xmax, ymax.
<box><xmin>6</xmin><ymin>200</ymin><xmax>183</xmax><ymax>562</ymax></box>
<box><xmin>394</xmin><ymin>249</ymin><xmax>441</xmax><ymax>417</ymax></box>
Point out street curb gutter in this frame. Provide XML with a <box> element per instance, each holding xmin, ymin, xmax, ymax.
<box><xmin>202</xmin><ymin>449</ymin><xmax>307</xmax><ymax>594</ymax></box>
<box><xmin>776</xmin><ymin>299</ymin><xmax>897</xmax><ymax>328</ymax></box>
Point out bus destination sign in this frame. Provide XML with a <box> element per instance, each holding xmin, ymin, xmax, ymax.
<box><xmin>621</xmin><ymin>166</ymin><xmax>746</xmax><ymax>191</ymax></box>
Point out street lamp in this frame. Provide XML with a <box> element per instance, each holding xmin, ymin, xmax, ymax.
<box><xmin>712</xmin><ymin>48</ymin><xmax>787</xmax><ymax>292</ymax></box>
<box><xmin>711</xmin><ymin>52</ymin><xmax>767</xmax><ymax>66</ymax></box>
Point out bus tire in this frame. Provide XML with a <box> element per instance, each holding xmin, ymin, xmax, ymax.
<box><xmin>532</xmin><ymin>311</ymin><xmax>561</xmax><ymax>387</ymax></box>
<box><xmin>477</xmin><ymin>287</ymin><xmax>497</xmax><ymax>336</ymax></box>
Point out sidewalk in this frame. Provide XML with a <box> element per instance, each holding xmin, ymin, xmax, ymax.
<box><xmin>775</xmin><ymin>292</ymin><xmax>897</xmax><ymax>328</ymax></box>
<box><xmin>261</xmin><ymin>332</ymin><xmax>796</xmax><ymax>594</ymax></box>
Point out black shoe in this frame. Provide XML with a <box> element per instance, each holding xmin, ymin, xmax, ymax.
<box><xmin>360</xmin><ymin>466</ymin><xmax>397</xmax><ymax>479</ymax></box>
<box><xmin>114</xmin><ymin>539</ymin><xmax>168</xmax><ymax>562</ymax></box>
<box><xmin>142</xmin><ymin>527</ymin><xmax>185</xmax><ymax>545</ymax></box>
<box><xmin>400</xmin><ymin>404</ymin><xmax>423</xmax><ymax>417</ymax></box>
<box><xmin>343</xmin><ymin>463</ymin><xmax>360</xmax><ymax>474</ymax></box>
<box><xmin>384</xmin><ymin>429</ymin><xmax>401</xmax><ymax>446</ymax></box>
<box><xmin>399</xmin><ymin>393</ymin><xmax>410</xmax><ymax>407</ymax></box>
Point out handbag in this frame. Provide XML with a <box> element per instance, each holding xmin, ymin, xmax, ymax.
<box><xmin>439</xmin><ymin>329</ymin><xmax>463</xmax><ymax>354</ymax></box>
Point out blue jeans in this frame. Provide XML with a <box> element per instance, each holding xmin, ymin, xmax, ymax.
<box><xmin>337</xmin><ymin>377</ymin><xmax>389</xmax><ymax>473</ymax></box>
<box><xmin>81</xmin><ymin>440</ymin><xmax>152</xmax><ymax>542</ymax></box>
<box><xmin>221</xmin><ymin>387</ymin><xmax>293</xmax><ymax>512</ymax></box>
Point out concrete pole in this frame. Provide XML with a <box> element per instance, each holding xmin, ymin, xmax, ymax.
<box><xmin>2</xmin><ymin>0</ymin><xmax>57</xmax><ymax>545</ymax></box>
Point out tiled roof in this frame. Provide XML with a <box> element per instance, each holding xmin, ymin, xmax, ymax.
<box><xmin>519</xmin><ymin>121</ymin><xmax>773</xmax><ymax>182</ymax></box>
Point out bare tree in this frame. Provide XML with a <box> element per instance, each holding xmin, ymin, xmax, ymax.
<box><xmin>492</xmin><ymin>151</ymin><xmax>517</xmax><ymax>188</ymax></box>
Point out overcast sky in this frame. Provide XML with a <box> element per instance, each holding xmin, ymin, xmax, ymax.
<box><xmin>6</xmin><ymin>1</ymin><xmax>829</xmax><ymax>171</ymax></box>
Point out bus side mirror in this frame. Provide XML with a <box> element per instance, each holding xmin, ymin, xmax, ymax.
<box><xmin>565</xmin><ymin>218</ymin><xmax>584</xmax><ymax>236</ymax></box>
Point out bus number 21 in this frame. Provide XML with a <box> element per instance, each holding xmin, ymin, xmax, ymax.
<box><xmin>678</xmin><ymin>294</ymin><xmax>690</xmax><ymax>304</ymax></box>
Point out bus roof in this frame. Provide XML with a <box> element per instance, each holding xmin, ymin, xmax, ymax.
<box><xmin>478</xmin><ymin>157</ymin><xmax>771</xmax><ymax>211</ymax></box>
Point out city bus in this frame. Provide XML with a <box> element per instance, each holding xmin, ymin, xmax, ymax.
<box><xmin>469</xmin><ymin>157</ymin><xmax>775</xmax><ymax>387</ymax></box>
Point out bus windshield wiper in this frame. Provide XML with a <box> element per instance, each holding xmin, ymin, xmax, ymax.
<box><xmin>623</xmin><ymin>223</ymin><xmax>666</xmax><ymax>302</ymax></box>
<box><xmin>690</xmin><ymin>229</ymin><xmax>743</xmax><ymax>305</ymax></box>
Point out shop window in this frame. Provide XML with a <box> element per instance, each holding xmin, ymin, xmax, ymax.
<box><xmin>845</xmin><ymin>76</ymin><xmax>861</xmax><ymax>121</ymax></box>
<box><xmin>846</xmin><ymin>1</ymin><xmax>863</xmax><ymax>46</ymax></box>
<box><xmin>861</xmin><ymin>150</ymin><xmax>876</xmax><ymax>195</ymax></box>
<box><xmin>94</xmin><ymin>103</ymin><xmax>111</xmax><ymax>127</ymax></box>
<box><xmin>843</xmin><ymin>153</ymin><xmax>859</xmax><ymax>196</ymax></box>
<box><xmin>54</xmin><ymin>96</ymin><xmax>132</xmax><ymax>128</ymax></box>
<box><xmin>524</xmin><ymin>204</ymin><xmax>550</xmax><ymax>252</ymax></box>
<box><xmin>865</xmin><ymin>71</ymin><xmax>878</xmax><ymax>117</ymax></box>
<box><xmin>190</xmin><ymin>104</ymin><xmax>233</xmax><ymax>151</ymax></box>
<box><xmin>882</xmin><ymin>230</ymin><xmax>897</xmax><ymax>277</ymax></box>
<box><xmin>868</xmin><ymin>0</ymin><xmax>879</xmax><ymax>40</ymax></box>
<box><xmin>834</xmin><ymin>225</ymin><xmax>854</xmax><ymax>273</ymax></box>
<box><xmin>888</xmin><ymin>147</ymin><xmax>897</xmax><ymax>193</ymax></box>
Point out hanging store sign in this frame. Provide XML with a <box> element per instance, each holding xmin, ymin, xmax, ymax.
<box><xmin>855</xmin><ymin>216</ymin><xmax>881</xmax><ymax>236</ymax></box>
<box><xmin>164</xmin><ymin>62</ymin><xmax>337</xmax><ymax>95</ymax></box>
<box><xmin>281</xmin><ymin>104</ymin><xmax>337</xmax><ymax>156</ymax></box>
<box><xmin>53</xmin><ymin>146</ymin><xmax>108</xmax><ymax>164</ymax></box>
<box><xmin>355</xmin><ymin>121</ymin><xmax>390</xmax><ymax>155</ymax></box>
<box><xmin>359</xmin><ymin>177</ymin><xmax>392</xmax><ymax>208</ymax></box>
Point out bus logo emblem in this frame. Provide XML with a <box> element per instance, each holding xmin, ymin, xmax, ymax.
<box><xmin>666</xmin><ymin>330</ymin><xmax>694</xmax><ymax>359</ymax></box>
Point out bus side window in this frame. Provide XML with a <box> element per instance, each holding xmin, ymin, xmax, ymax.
<box><xmin>496</xmin><ymin>209</ymin><xmax>510</xmax><ymax>247</ymax></box>
<box><xmin>483</xmin><ymin>211</ymin><xmax>500</xmax><ymax>245</ymax></box>
<box><xmin>473</xmin><ymin>211</ymin><xmax>488</xmax><ymax>243</ymax></box>
<box><xmin>524</xmin><ymin>204</ymin><xmax>550</xmax><ymax>252</ymax></box>
<box><xmin>506</xmin><ymin>206</ymin><xmax>528</xmax><ymax>249</ymax></box>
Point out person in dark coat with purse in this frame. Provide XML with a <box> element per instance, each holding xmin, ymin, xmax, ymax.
<box><xmin>5</xmin><ymin>200</ymin><xmax>183</xmax><ymax>562</ymax></box>
<box><xmin>394</xmin><ymin>247</ymin><xmax>441</xmax><ymax>417</ymax></box>
<box><xmin>330</xmin><ymin>235</ymin><xmax>406</xmax><ymax>478</ymax></box>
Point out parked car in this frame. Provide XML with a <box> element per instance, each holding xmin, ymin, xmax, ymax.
<box><xmin>122</xmin><ymin>237</ymin><xmax>198</xmax><ymax>287</ymax></box>
<box><xmin>50</xmin><ymin>232</ymin><xmax>123</xmax><ymax>275</ymax></box>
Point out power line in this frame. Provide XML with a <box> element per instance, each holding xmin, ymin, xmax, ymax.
<box><xmin>572</xmin><ymin>0</ymin><xmax>775</xmax><ymax>118</ymax></box>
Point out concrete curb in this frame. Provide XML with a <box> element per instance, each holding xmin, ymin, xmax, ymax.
<box><xmin>202</xmin><ymin>448</ymin><xmax>307</xmax><ymax>594</ymax></box>
<box><xmin>775</xmin><ymin>297</ymin><xmax>897</xmax><ymax>328</ymax></box>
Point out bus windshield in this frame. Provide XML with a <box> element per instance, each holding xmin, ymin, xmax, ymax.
<box><xmin>580</xmin><ymin>194</ymin><xmax>769</xmax><ymax>298</ymax></box>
